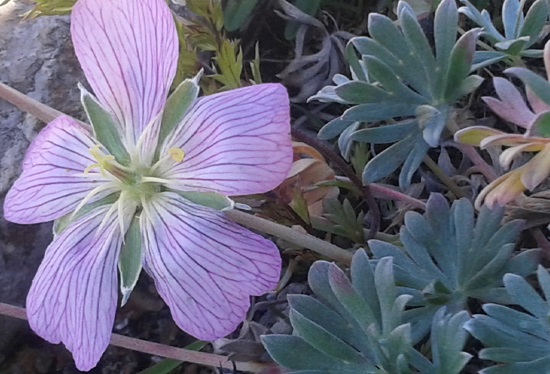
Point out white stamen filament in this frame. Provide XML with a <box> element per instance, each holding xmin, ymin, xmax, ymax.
<box><xmin>69</xmin><ymin>182</ymin><xmax>120</xmax><ymax>221</ymax></box>
<box><xmin>140</xmin><ymin>176</ymin><xmax>172</xmax><ymax>185</ymax></box>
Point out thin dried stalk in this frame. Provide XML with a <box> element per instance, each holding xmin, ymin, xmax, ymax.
<box><xmin>0</xmin><ymin>302</ymin><xmax>273</xmax><ymax>372</ymax></box>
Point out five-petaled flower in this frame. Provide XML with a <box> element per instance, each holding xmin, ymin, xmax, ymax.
<box><xmin>3</xmin><ymin>0</ymin><xmax>292</xmax><ymax>370</ymax></box>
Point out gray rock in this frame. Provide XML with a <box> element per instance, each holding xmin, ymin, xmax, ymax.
<box><xmin>0</xmin><ymin>0</ymin><xmax>85</xmax><ymax>355</ymax></box>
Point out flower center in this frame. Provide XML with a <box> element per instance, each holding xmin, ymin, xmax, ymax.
<box><xmin>84</xmin><ymin>144</ymin><xmax>185</xmax><ymax>203</ymax></box>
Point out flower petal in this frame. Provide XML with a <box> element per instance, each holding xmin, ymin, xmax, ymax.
<box><xmin>4</xmin><ymin>116</ymin><xmax>112</xmax><ymax>224</ymax></box>
<box><xmin>482</xmin><ymin>77</ymin><xmax>535</xmax><ymax>129</ymax></box>
<box><xmin>476</xmin><ymin>170</ymin><xmax>526</xmax><ymax>209</ymax></box>
<box><xmin>140</xmin><ymin>192</ymin><xmax>281</xmax><ymax>340</ymax></box>
<box><xmin>454</xmin><ymin>126</ymin><xmax>505</xmax><ymax>146</ymax></box>
<box><xmin>71</xmin><ymin>0</ymin><xmax>178</xmax><ymax>146</ymax></box>
<box><xmin>520</xmin><ymin>144</ymin><xmax>550</xmax><ymax>190</ymax></box>
<box><xmin>26</xmin><ymin>204</ymin><xmax>129</xmax><ymax>371</ymax></box>
<box><xmin>158</xmin><ymin>84</ymin><xmax>293</xmax><ymax>196</ymax></box>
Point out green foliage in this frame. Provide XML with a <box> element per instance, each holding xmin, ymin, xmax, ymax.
<box><xmin>22</xmin><ymin>0</ymin><xmax>75</xmax><ymax>18</ymax></box>
<box><xmin>459</xmin><ymin>0</ymin><xmax>550</xmax><ymax>67</ymax></box>
<box><xmin>312</xmin><ymin>0</ymin><xmax>482</xmax><ymax>188</ymax></box>
<box><xmin>137</xmin><ymin>341</ymin><xmax>207</xmax><ymax>374</ymax></box>
<box><xmin>284</xmin><ymin>0</ymin><xmax>323</xmax><ymax>40</ymax></box>
<box><xmin>211</xmin><ymin>39</ymin><xmax>244</xmax><ymax>88</ymax></box>
<box><xmin>262</xmin><ymin>251</ymin><xmax>473</xmax><ymax>373</ymax></box>
<box><xmin>321</xmin><ymin>199</ymin><xmax>365</xmax><ymax>243</ymax></box>
<box><xmin>369</xmin><ymin>194</ymin><xmax>541</xmax><ymax>341</ymax></box>
<box><xmin>466</xmin><ymin>266</ymin><xmax>550</xmax><ymax>373</ymax></box>
<box><xmin>223</xmin><ymin>0</ymin><xmax>260</xmax><ymax>32</ymax></box>
<box><xmin>173</xmin><ymin>0</ymin><xmax>254</xmax><ymax>92</ymax></box>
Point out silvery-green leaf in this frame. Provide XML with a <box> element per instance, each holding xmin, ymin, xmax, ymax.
<box><xmin>261</xmin><ymin>335</ymin><xmax>367</xmax><ymax>372</ymax></box>
<box><xmin>362</xmin><ymin>137</ymin><xmax>414</xmax><ymax>183</ymax></box>
<box><xmin>352</xmin><ymin>121</ymin><xmax>417</xmax><ymax>144</ymax></box>
<box><xmin>119</xmin><ymin>214</ymin><xmax>142</xmax><ymax>306</ymax></box>
<box><xmin>345</xmin><ymin>42</ymin><xmax>368</xmax><ymax>82</ymax></box>
<box><xmin>520</xmin><ymin>49</ymin><xmax>544</xmax><ymax>58</ymax></box>
<box><xmin>334</xmin><ymin>81</ymin><xmax>394</xmax><ymax>104</ymax></box>
<box><xmin>417</xmin><ymin>105</ymin><xmax>447</xmax><ymax>147</ymax></box>
<box><xmin>309</xmin><ymin>85</ymin><xmax>349</xmax><ymax>104</ymax></box>
<box><xmin>456</xmin><ymin>75</ymin><xmax>484</xmax><ymax>98</ymax></box>
<box><xmin>465</xmin><ymin>266</ymin><xmax>550</xmax><ymax>372</ymax></box>
<box><xmin>327</xmin><ymin>263</ymin><xmax>379</xmax><ymax>334</ymax></box>
<box><xmin>363</xmin><ymin>56</ymin><xmax>428</xmax><ymax>105</ymax></box>
<box><xmin>318</xmin><ymin>118</ymin><xmax>356</xmax><ymax>139</ymax></box>
<box><xmin>520</xmin><ymin>0</ymin><xmax>549</xmax><ymax>43</ymax></box>
<box><xmin>290</xmin><ymin>309</ymin><xmax>368</xmax><ymax>364</ymax></box>
<box><xmin>369</xmin><ymin>195</ymin><xmax>535</xmax><ymax>342</ymax></box>
<box><xmin>471</xmin><ymin>51</ymin><xmax>507</xmax><ymax>70</ymax></box>
<box><xmin>351</xmin><ymin>250</ymin><xmax>381</xmax><ymax>323</ymax></box>
<box><xmin>494</xmin><ymin>36</ymin><xmax>530</xmax><ymax>54</ymax></box>
<box><xmin>398</xmin><ymin>2</ymin><xmax>437</xmax><ymax>93</ymax></box>
<box><xmin>367</xmin><ymin>13</ymin><xmax>429</xmax><ymax>96</ymax></box>
<box><xmin>342</xmin><ymin>102</ymin><xmax>417</xmax><ymax>122</ymax></box>
<box><xmin>459</xmin><ymin>1</ymin><xmax>503</xmax><ymax>42</ymax></box>
<box><xmin>399</xmin><ymin>133</ymin><xmax>430</xmax><ymax>188</ymax></box>
<box><xmin>80</xmin><ymin>84</ymin><xmax>130</xmax><ymax>164</ymax></box>
<box><xmin>434</xmin><ymin>0</ymin><xmax>458</xmax><ymax>74</ymax></box>
<box><xmin>429</xmin><ymin>309</ymin><xmax>472</xmax><ymax>373</ymax></box>
<box><xmin>288</xmin><ymin>295</ymin><xmax>358</xmax><ymax>344</ymax></box>
<box><xmin>502</xmin><ymin>0</ymin><xmax>524</xmax><ymax>39</ymax></box>
<box><xmin>443</xmin><ymin>29</ymin><xmax>480</xmax><ymax>103</ymax></box>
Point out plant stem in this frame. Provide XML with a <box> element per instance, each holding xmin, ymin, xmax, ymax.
<box><xmin>423</xmin><ymin>156</ymin><xmax>466</xmax><ymax>198</ymax></box>
<box><xmin>0</xmin><ymin>82</ymin><xmax>354</xmax><ymax>265</ymax></box>
<box><xmin>458</xmin><ymin>144</ymin><xmax>498</xmax><ymax>181</ymax></box>
<box><xmin>0</xmin><ymin>82</ymin><xmax>64</xmax><ymax>123</ymax></box>
<box><xmin>227</xmin><ymin>210</ymin><xmax>353</xmax><ymax>264</ymax></box>
<box><xmin>0</xmin><ymin>302</ymin><xmax>272</xmax><ymax>373</ymax></box>
<box><xmin>368</xmin><ymin>183</ymin><xmax>426</xmax><ymax>210</ymax></box>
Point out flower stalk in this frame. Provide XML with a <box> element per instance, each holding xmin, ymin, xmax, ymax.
<box><xmin>0</xmin><ymin>302</ymin><xmax>273</xmax><ymax>373</ymax></box>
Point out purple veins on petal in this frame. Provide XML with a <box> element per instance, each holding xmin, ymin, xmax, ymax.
<box><xmin>4</xmin><ymin>116</ymin><xmax>112</xmax><ymax>224</ymax></box>
<box><xmin>140</xmin><ymin>192</ymin><xmax>281</xmax><ymax>340</ymax></box>
<box><xmin>26</xmin><ymin>204</ymin><xmax>130</xmax><ymax>371</ymax></box>
<box><xmin>158</xmin><ymin>84</ymin><xmax>293</xmax><ymax>196</ymax></box>
<box><xmin>71</xmin><ymin>0</ymin><xmax>178</xmax><ymax>146</ymax></box>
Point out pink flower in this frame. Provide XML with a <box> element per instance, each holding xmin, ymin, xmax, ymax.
<box><xmin>3</xmin><ymin>0</ymin><xmax>292</xmax><ymax>370</ymax></box>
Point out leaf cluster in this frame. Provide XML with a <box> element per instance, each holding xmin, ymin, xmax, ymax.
<box><xmin>460</xmin><ymin>0</ymin><xmax>549</xmax><ymax>68</ymax></box>
<box><xmin>312</xmin><ymin>0</ymin><xmax>482</xmax><ymax>188</ymax></box>
<box><xmin>263</xmin><ymin>195</ymin><xmax>542</xmax><ymax>373</ymax></box>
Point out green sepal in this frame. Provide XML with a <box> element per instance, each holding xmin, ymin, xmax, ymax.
<box><xmin>157</xmin><ymin>70</ymin><xmax>202</xmax><ymax>152</ymax></box>
<box><xmin>119</xmin><ymin>214</ymin><xmax>142</xmax><ymax>306</ymax></box>
<box><xmin>79</xmin><ymin>84</ymin><xmax>130</xmax><ymax>164</ymax></box>
<box><xmin>178</xmin><ymin>190</ymin><xmax>234</xmax><ymax>211</ymax></box>
<box><xmin>53</xmin><ymin>193</ymin><xmax>120</xmax><ymax>235</ymax></box>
